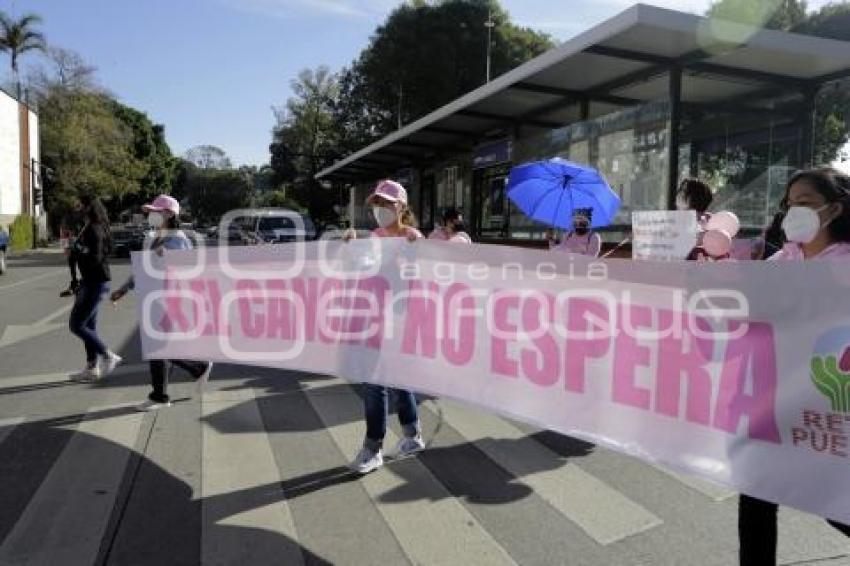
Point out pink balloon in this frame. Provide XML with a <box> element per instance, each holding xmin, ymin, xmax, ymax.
<box><xmin>705</xmin><ymin>211</ymin><xmax>740</xmax><ymax>237</ymax></box>
<box><xmin>702</xmin><ymin>229</ymin><xmax>732</xmax><ymax>257</ymax></box>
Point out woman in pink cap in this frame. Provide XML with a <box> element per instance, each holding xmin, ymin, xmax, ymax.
<box><xmin>111</xmin><ymin>195</ymin><xmax>213</xmax><ymax>412</ymax></box>
<box><xmin>347</xmin><ymin>180</ymin><xmax>426</xmax><ymax>474</ymax></box>
<box><xmin>739</xmin><ymin>168</ymin><xmax>850</xmax><ymax>565</ymax></box>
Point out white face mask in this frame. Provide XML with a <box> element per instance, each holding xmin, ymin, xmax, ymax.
<box><xmin>148</xmin><ymin>211</ymin><xmax>164</xmax><ymax>229</ymax></box>
<box><xmin>373</xmin><ymin>206</ymin><xmax>397</xmax><ymax>229</ymax></box>
<box><xmin>781</xmin><ymin>205</ymin><xmax>830</xmax><ymax>244</ymax></box>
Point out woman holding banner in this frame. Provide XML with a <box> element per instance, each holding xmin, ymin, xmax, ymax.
<box><xmin>739</xmin><ymin>167</ymin><xmax>850</xmax><ymax>565</ymax></box>
<box><xmin>111</xmin><ymin>195</ymin><xmax>213</xmax><ymax>412</ymax></box>
<box><xmin>346</xmin><ymin>180</ymin><xmax>426</xmax><ymax>474</ymax></box>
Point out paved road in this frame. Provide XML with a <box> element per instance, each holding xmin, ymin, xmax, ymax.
<box><xmin>0</xmin><ymin>252</ymin><xmax>848</xmax><ymax>565</ymax></box>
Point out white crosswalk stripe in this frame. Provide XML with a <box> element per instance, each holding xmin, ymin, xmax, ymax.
<box><xmin>201</xmin><ymin>389</ymin><xmax>304</xmax><ymax>566</ymax></box>
<box><xmin>303</xmin><ymin>378</ymin><xmax>518</xmax><ymax>566</ymax></box>
<box><xmin>0</xmin><ymin>404</ymin><xmax>144</xmax><ymax>566</ymax></box>
<box><xmin>437</xmin><ymin>399</ymin><xmax>662</xmax><ymax>545</ymax></box>
<box><xmin>0</xmin><ymin>364</ymin><xmax>149</xmax><ymax>390</ymax></box>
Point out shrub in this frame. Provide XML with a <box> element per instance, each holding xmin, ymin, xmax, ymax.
<box><xmin>9</xmin><ymin>214</ymin><xmax>34</xmax><ymax>251</ymax></box>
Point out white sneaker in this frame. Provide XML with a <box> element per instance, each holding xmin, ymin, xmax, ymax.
<box><xmin>350</xmin><ymin>447</ymin><xmax>383</xmax><ymax>474</ymax></box>
<box><xmin>100</xmin><ymin>351</ymin><xmax>123</xmax><ymax>375</ymax></box>
<box><xmin>69</xmin><ymin>364</ymin><xmax>101</xmax><ymax>382</ymax></box>
<box><xmin>195</xmin><ymin>362</ymin><xmax>214</xmax><ymax>391</ymax></box>
<box><xmin>395</xmin><ymin>434</ymin><xmax>426</xmax><ymax>457</ymax></box>
<box><xmin>135</xmin><ymin>399</ymin><xmax>172</xmax><ymax>412</ymax></box>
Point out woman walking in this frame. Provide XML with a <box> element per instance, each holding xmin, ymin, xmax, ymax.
<box><xmin>346</xmin><ymin>180</ymin><xmax>426</xmax><ymax>474</ymax></box>
<box><xmin>68</xmin><ymin>194</ymin><xmax>122</xmax><ymax>381</ymax></box>
<box><xmin>110</xmin><ymin>195</ymin><xmax>213</xmax><ymax>411</ymax></box>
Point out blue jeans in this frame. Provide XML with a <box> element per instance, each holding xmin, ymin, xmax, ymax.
<box><xmin>363</xmin><ymin>384</ymin><xmax>420</xmax><ymax>451</ymax></box>
<box><xmin>69</xmin><ymin>281</ymin><xmax>109</xmax><ymax>363</ymax></box>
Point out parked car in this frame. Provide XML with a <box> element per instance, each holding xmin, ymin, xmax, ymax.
<box><xmin>231</xmin><ymin>208</ymin><xmax>318</xmax><ymax>244</ymax></box>
<box><xmin>0</xmin><ymin>226</ymin><xmax>8</xmax><ymax>274</ymax></box>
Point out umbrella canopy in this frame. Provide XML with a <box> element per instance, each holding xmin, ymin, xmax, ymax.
<box><xmin>506</xmin><ymin>158</ymin><xmax>621</xmax><ymax>230</ymax></box>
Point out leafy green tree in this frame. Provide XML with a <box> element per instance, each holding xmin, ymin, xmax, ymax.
<box><xmin>39</xmin><ymin>90</ymin><xmax>147</xmax><ymax>218</ymax></box>
<box><xmin>110</xmin><ymin>100</ymin><xmax>176</xmax><ymax>203</ymax></box>
<box><xmin>0</xmin><ymin>12</ymin><xmax>47</xmax><ymax>94</ymax></box>
<box><xmin>706</xmin><ymin>0</ymin><xmax>808</xmax><ymax>30</ymax></box>
<box><xmin>333</xmin><ymin>0</ymin><xmax>554</xmax><ymax>148</ymax></box>
<box><xmin>270</xmin><ymin>66</ymin><xmax>341</xmax><ymax>224</ymax></box>
<box><xmin>705</xmin><ymin>0</ymin><xmax>850</xmax><ymax>164</ymax></box>
<box><xmin>179</xmin><ymin>167</ymin><xmax>253</xmax><ymax>224</ymax></box>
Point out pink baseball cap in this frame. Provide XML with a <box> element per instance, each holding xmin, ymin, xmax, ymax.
<box><xmin>367</xmin><ymin>180</ymin><xmax>408</xmax><ymax>206</ymax></box>
<box><xmin>142</xmin><ymin>194</ymin><xmax>180</xmax><ymax>216</ymax></box>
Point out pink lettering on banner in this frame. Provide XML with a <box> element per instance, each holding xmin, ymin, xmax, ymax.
<box><xmin>520</xmin><ymin>293</ymin><xmax>559</xmax><ymax>386</ymax></box>
<box><xmin>713</xmin><ymin>322</ymin><xmax>781</xmax><ymax>444</ymax></box>
<box><xmin>318</xmin><ymin>278</ymin><xmax>343</xmax><ymax>344</ymax></box>
<box><xmin>266</xmin><ymin>279</ymin><xmax>295</xmax><ymax>340</ymax></box>
<box><xmin>491</xmin><ymin>292</ymin><xmax>520</xmax><ymax>378</ymax></box>
<box><xmin>401</xmin><ymin>281</ymin><xmax>440</xmax><ymax>358</ymax></box>
<box><xmin>291</xmin><ymin>278</ymin><xmax>319</xmax><ymax>342</ymax></box>
<box><xmin>612</xmin><ymin>304</ymin><xmax>653</xmax><ymax>410</ymax></box>
<box><xmin>236</xmin><ymin>279</ymin><xmax>265</xmax><ymax>339</ymax></box>
<box><xmin>563</xmin><ymin>298</ymin><xmax>611</xmax><ymax>393</ymax></box>
<box><xmin>159</xmin><ymin>276</ymin><xmax>192</xmax><ymax>333</ymax></box>
<box><xmin>655</xmin><ymin>310</ymin><xmax>714</xmax><ymax>425</ymax></box>
<box><xmin>442</xmin><ymin>283</ymin><xmax>476</xmax><ymax>366</ymax></box>
<box><xmin>205</xmin><ymin>280</ymin><xmax>226</xmax><ymax>336</ymax></box>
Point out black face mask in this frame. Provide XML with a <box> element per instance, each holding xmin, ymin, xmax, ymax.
<box><xmin>452</xmin><ymin>221</ymin><xmax>466</xmax><ymax>233</ymax></box>
<box><xmin>575</xmin><ymin>225</ymin><xmax>589</xmax><ymax>235</ymax></box>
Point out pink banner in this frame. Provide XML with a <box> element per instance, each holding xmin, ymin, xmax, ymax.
<box><xmin>132</xmin><ymin>240</ymin><xmax>850</xmax><ymax>523</ymax></box>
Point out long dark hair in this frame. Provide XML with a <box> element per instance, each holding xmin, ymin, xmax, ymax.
<box><xmin>783</xmin><ymin>168</ymin><xmax>850</xmax><ymax>243</ymax></box>
<box><xmin>79</xmin><ymin>194</ymin><xmax>109</xmax><ymax>226</ymax></box>
<box><xmin>78</xmin><ymin>194</ymin><xmax>112</xmax><ymax>250</ymax></box>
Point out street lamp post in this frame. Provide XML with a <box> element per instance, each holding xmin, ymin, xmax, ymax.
<box><xmin>484</xmin><ymin>9</ymin><xmax>495</xmax><ymax>83</ymax></box>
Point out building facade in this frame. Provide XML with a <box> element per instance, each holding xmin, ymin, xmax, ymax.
<box><xmin>0</xmin><ymin>88</ymin><xmax>41</xmax><ymax>232</ymax></box>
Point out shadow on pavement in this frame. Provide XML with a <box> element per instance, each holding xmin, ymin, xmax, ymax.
<box><xmin>0</xmin><ymin>415</ymin><xmax>333</xmax><ymax>565</ymax></box>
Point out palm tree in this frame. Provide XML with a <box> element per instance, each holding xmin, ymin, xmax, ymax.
<box><xmin>0</xmin><ymin>12</ymin><xmax>47</xmax><ymax>97</ymax></box>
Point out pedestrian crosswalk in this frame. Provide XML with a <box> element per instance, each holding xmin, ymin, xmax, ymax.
<box><xmin>0</xmin><ymin>405</ymin><xmax>143</xmax><ymax>566</ymax></box>
<box><xmin>0</xmin><ymin>370</ymin><xmax>849</xmax><ymax>565</ymax></box>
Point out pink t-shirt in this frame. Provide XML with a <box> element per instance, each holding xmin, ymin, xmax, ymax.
<box><xmin>372</xmin><ymin>226</ymin><xmax>423</xmax><ymax>239</ymax></box>
<box><xmin>552</xmin><ymin>232</ymin><xmax>602</xmax><ymax>257</ymax></box>
<box><xmin>769</xmin><ymin>242</ymin><xmax>850</xmax><ymax>261</ymax></box>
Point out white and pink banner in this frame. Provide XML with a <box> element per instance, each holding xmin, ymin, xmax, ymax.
<box><xmin>132</xmin><ymin>240</ymin><xmax>850</xmax><ymax>523</ymax></box>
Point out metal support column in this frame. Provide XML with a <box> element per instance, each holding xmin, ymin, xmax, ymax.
<box><xmin>667</xmin><ymin>67</ymin><xmax>683</xmax><ymax>210</ymax></box>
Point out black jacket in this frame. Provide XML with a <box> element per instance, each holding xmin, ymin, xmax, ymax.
<box><xmin>72</xmin><ymin>223</ymin><xmax>111</xmax><ymax>283</ymax></box>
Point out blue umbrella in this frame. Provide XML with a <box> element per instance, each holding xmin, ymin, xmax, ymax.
<box><xmin>506</xmin><ymin>158</ymin><xmax>621</xmax><ymax>230</ymax></box>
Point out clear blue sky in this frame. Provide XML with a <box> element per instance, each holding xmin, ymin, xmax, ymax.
<box><xmin>0</xmin><ymin>0</ymin><xmax>839</xmax><ymax>167</ymax></box>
